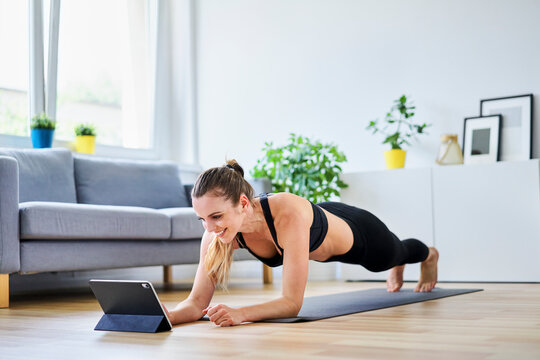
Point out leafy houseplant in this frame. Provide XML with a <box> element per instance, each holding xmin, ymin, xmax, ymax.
<box><xmin>251</xmin><ymin>133</ymin><xmax>348</xmax><ymax>204</ymax></box>
<box><xmin>74</xmin><ymin>124</ymin><xmax>97</xmax><ymax>154</ymax></box>
<box><xmin>30</xmin><ymin>113</ymin><xmax>56</xmax><ymax>148</ymax></box>
<box><xmin>366</xmin><ymin>95</ymin><xmax>430</xmax><ymax>169</ymax></box>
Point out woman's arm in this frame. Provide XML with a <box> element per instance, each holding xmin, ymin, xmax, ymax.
<box><xmin>205</xmin><ymin>208</ymin><xmax>310</xmax><ymax>326</ymax></box>
<box><xmin>167</xmin><ymin>231</ymin><xmax>217</xmax><ymax>325</ymax></box>
<box><xmin>242</xmin><ymin>218</ymin><xmax>309</xmax><ymax>321</ymax></box>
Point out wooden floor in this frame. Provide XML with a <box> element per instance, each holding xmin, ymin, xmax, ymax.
<box><xmin>1</xmin><ymin>280</ymin><xmax>539</xmax><ymax>360</ymax></box>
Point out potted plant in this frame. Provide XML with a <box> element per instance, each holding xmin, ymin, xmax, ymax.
<box><xmin>366</xmin><ymin>95</ymin><xmax>430</xmax><ymax>169</ymax></box>
<box><xmin>30</xmin><ymin>113</ymin><xmax>56</xmax><ymax>148</ymax></box>
<box><xmin>251</xmin><ymin>133</ymin><xmax>348</xmax><ymax>203</ymax></box>
<box><xmin>74</xmin><ymin>124</ymin><xmax>97</xmax><ymax>154</ymax></box>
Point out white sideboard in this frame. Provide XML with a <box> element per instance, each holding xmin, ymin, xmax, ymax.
<box><xmin>339</xmin><ymin>160</ymin><xmax>540</xmax><ymax>282</ymax></box>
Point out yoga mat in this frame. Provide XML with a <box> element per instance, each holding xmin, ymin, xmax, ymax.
<box><xmin>202</xmin><ymin>288</ymin><xmax>482</xmax><ymax>323</ymax></box>
<box><xmin>262</xmin><ymin>288</ymin><xmax>482</xmax><ymax>323</ymax></box>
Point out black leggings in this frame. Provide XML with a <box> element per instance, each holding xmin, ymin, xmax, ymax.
<box><xmin>318</xmin><ymin>202</ymin><xmax>429</xmax><ymax>272</ymax></box>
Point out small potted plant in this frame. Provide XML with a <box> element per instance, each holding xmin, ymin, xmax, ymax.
<box><xmin>30</xmin><ymin>113</ymin><xmax>56</xmax><ymax>148</ymax></box>
<box><xmin>74</xmin><ymin>124</ymin><xmax>97</xmax><ymax>154</ymax></box>
<box><xmin>366</xmin><ymin>95</ymin><xmax>430</xmax><ymax>169</ymax></box>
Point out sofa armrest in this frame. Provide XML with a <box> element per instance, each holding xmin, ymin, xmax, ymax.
<box><xmin>0</xmin><ymin>156</ymin><xmax>20</xmax><ymax>273</ymax></box>
<box><xmin>183</xmin><ymin>184</ymin><xmax>195</xmax><ymax>207</ymax></box>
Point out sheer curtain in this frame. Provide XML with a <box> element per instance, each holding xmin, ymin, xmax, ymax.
<box><xmin>55</xmin><ymin>0</ymin><xmax>154</xmax><ymax>149</ymax></box>
<box><xmin>0</xmin><ymin>0</ymin><xmax>29</xmax><ymax>136</ymax></box>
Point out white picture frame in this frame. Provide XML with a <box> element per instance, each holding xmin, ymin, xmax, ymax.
<box><xmin>463</xmin><ymin>115</ymin><xmax>501</xmax><ymax>165</ymax></box>
<box><xmin>480</xmin><ymin>94</ymin><xmax>533</xmax><ymax>161</ymax></box>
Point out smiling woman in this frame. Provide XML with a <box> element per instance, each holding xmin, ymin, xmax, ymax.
<box><xmin>163</xmin><ymin>160</ymin><xmax>438</xmax><ymax>327</ymax></box>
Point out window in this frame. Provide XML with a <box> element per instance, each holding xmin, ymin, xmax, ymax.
<box><xmin>55</xmin><ymin>0</ymin><xmax>154</xmax><ymax>149</ymax></box>
<box><xmin>0</xmin><ymin>0</ymin><xmax>29</xmax><ymax>136</ymax></box>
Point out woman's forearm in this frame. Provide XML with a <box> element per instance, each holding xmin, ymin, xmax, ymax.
<box><xmin>240</xmin><ymin>296</ymin><xmax>301</xmax><ymax>323</ymax></box>
<box><xmin>170</xmin><ymin>299</ymin><xmax>204</xmax><ymax>325</ymax></box>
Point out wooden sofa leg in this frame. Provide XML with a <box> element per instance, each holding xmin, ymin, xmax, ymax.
<box><xmin>0</xmin><ymin>274</ymin><xmax>9</xmax><ymax>308</ymax></box>
<box><xmin>263</xmin><ymin>264</ymin><xmax>273</xmax><ymax>284</ymax></box>
<box><xmin>163</xmin><ymin>265</ymin><xmax>173</xmax><ymax>288</ymax></box>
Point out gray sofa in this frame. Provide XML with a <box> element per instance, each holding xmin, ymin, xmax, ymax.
<box><xmin>0</xmin><ymin>148</ymin><xmax>266</xmax><ymax>308</ymax></box>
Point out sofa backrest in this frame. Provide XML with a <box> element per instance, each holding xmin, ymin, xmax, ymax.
<box><xmin>0</xmin><ymin>148</ymin><xmax>77</xmax><ymax>203</ymax></box>
<box><xmin>74</xmin><ymin>155</ymin><xmax>189</xmax><ymax>209</ymax></box>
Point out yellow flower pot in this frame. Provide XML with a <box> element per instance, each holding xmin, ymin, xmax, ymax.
<box><xmin>75</xmin><ymin>135</ymin><xmax>96</xmax><ymax>154</ymax></box>
<box><xmin>384</xmin><ymin>149</ymin><xmax>406</xmax><ymax>169</ymax></box>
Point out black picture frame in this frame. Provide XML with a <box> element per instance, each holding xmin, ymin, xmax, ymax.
<box><xmin>463</xmin><ymin>115</ymin><xmax>501</xmax><ymax>165</ymax></box>
<box><xmin>480</xmin><ymin>94</ymin><xmax>533</xmax><ymax>161</ymax></box>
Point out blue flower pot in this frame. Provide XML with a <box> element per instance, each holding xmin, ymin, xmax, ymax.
<box><xmin>31</xmin><ymin>129</ymin><xmax>55</xmax><ymax>148</ymax></box>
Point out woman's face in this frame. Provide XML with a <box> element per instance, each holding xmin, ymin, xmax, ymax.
<box><xmin>193</xmin><ymin>193</ymin><xmax>246</xmax><ymax>244</ymax></box>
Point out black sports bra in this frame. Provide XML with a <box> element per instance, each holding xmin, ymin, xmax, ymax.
<box><xmin>236</xmin><ymin>193</ymin><xmax>328</xmax><ymax>267</ymax></box>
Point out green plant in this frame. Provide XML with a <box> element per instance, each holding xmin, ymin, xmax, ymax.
<box><xmin>74</xmin><ymin>124</ymin><xmax>96</xmax><ymax>136</ymax></box>
<box><xmin>30</xmin><ymin>113</ymin><xmax>56</xmax><ymax>130</ymax></box>
<box><xmin>251</xmin><ymin>133</ymin><xmax>348</xmax><ymax>203</ymax></box>
<box><xmin>366</xmin><ymin>95</ymin><xmax>430</xmax><ymax>150</ymax></box>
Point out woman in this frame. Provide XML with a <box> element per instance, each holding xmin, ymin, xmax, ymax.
<box><xmin>164</xmin><ymin>160</ymin><xmax>439</xmax><ymax>327</ymax></box>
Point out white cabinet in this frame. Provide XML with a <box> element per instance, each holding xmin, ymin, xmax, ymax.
<box><xmin>339</xmin><ymin>160</ymin><xmax>540</xmax><ymax>282</ymax></box>
<box><xmin>433</xmin><ymin>160</ymin><xmax>540</xmax><ymax>282</ymax></box>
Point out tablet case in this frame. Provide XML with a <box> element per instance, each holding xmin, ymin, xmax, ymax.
<box><xmin>89</xmin><ymin>280</ymin><xmax>172</xmax><ymax>333</ymax></box>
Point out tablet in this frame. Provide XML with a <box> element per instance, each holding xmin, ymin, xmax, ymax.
<box><xmin>89</xmin><ymin>279</ymin><xmax>172</xmax><ymax>333</ymax></box>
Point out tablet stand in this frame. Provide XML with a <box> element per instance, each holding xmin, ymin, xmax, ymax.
<box><xmin>94</xmin><ymin>314</ymin><xmax>170</xmax><ymax>333</ymax></box>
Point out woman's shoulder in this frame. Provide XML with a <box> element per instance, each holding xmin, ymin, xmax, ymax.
<box><xmin>267</xmin><ymin>193</ymin><xmax>311</xmax><ymax>222</ymax></box>
<box><xmin>267</xmin><ymin>192</ymin><xmax>304</xmax><ymax>205</ymax></box>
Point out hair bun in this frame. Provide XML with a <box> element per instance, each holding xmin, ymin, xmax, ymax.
<box><xmin>225</xmin><ymin>159</ymin><xmax>244</xmax><ymax>177</ymax></box>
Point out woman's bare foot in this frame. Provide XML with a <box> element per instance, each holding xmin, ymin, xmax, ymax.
<box><xmin>415</xmin><ymin>247</ymin><xmax>439</xmax><ymax>292</ymax></box>
<box><xmin>386</xmin><ymin>265</ymin><xmax>405</xmax><ymax>292</ymax></box>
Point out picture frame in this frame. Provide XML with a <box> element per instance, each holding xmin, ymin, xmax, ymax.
<box><xmin>463</xmin><ymin>115</ymin><xmax>501</xmax><ymax>165</ymax></box>
<box><xmin>480</xmin><ymin>94</ymin><xmax>533</xmax><ymax>161</ymax></box>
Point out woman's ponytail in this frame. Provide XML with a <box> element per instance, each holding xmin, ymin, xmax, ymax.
<box><xmin>204</xmin><ymin>235</ymin><xmax>235</xmax><ymax>290</ymax></box>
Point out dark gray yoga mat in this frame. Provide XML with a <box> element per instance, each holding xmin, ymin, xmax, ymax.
<box><xmin>262</xmin><ymin>287</ymin><xmax>482</xmax><ymax>323</ymax></box>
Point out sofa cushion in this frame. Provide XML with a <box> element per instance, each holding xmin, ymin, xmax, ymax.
<box><xmin>19</xmin><ymin>240</ymin><xmax>204</xmax><ymax>273</ymax></box>
<box><xmin>159</xmin><ymin>207</ymin><xmax>205</xmax><ymax>239</ymax></box>
<box><xmin>0</xmin><ymin>148</ymin><xmax>76</xmax><ymax>203</ymax></box>
<box><xmin>19</xmin><ymin>202</ymin><xmax>171</xmax><ymax>240</ymax></box>
<box><xmin>74</xmin><ymin>155</ymin><xmax>189</xmax><ymax>209</ymax></box>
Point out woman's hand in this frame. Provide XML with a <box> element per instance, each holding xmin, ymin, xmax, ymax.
<box><xmin>203</xmin><ymin>304</ymin><xmax>244</xmax><ymax>327</ymax></box>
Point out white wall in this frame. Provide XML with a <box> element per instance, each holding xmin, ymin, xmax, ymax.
<box><xmin>195</xmin><ymin>0</ymin><xmax>540</xmax><ymax>172</ymax></box>
<box><xmin>16</xmin><ymin>0</ymin><xmax>540</xmax><ymax>291</ymax></box>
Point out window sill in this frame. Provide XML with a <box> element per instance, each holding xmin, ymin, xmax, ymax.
<box><xmin>0</xmin><ymin>133</ymin><xmax>201</xmax><ymax>173</ymax></box>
